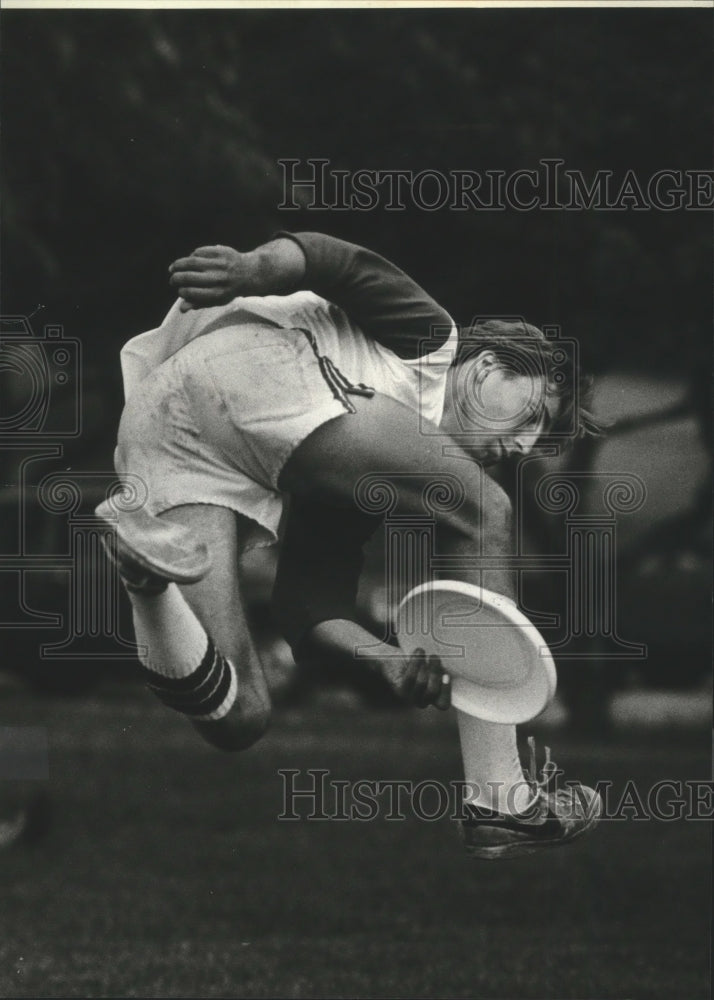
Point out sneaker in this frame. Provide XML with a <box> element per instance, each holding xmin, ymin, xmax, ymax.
<box><xmin>95</xmin><ymin>499</ymin><xmax>212</xmax><ymax>591</ymax></box>
<box><xmin>459</xmin><ymin>737</ymin><xmax>602</xmax><ymax>860</ymax></box>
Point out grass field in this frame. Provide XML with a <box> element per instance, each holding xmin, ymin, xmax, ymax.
<box><xmin>0</xmin><ymin>683</ymin><xmax>710</xmax><ymax>999</ymax></box>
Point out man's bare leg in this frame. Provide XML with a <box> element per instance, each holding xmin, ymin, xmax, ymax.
<box><xmin>123</xmin><ymin>504</ymin><xmax>271</xmax><ymax>751</ymax></box>
<box><xmin>276</xmin><ymin>395</ymin><xmax>603</xmax><ymax>852</ymax></box>
<box><xmin>277</xmin><ymin>393</ymin><xmax>531</xmax><ymax>813</ymax></box>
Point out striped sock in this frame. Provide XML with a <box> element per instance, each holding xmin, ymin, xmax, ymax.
<box><xmin>145</xmin><ymin>639</ymin><xmax>238</xmax><ymax>722</ymax></box>
<box><xmin>128</xmin><ymin>584</ymin><xmax>238</xmax><ymax>721</ymax></box>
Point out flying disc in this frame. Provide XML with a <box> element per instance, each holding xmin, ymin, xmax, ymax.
<box><xmin>396</xmin><ymin>581</ymin><xmax>557</xmax><ymax>723</ymax></box>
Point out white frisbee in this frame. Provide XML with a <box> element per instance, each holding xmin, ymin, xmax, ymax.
<box><xmin>396</xmin><ymin>581</ymin><xmax>557</xmax><ymax>723</ymax></box>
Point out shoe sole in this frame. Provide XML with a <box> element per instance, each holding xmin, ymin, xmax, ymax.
<box><xmin>462</xmin><ymin>797</ymin><xmax>602</xmax><ymax>860</ymax></box>
<box><xmin>96</xmin><ymin>500</ymin><xmax>212</xmax><ymax>584</ymax></box>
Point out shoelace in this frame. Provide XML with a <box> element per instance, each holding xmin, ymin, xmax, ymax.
<box><xmin>463</xmin><ymin>739</ymin><xmax>562</xmax><ymax>824</ymax></box>
<box><xmin>526</xmin><ymin>737</ymin><xmax>600</xmax><ymax>822</ymax></box>
<box><xmin>522</xmin><ymin>736</ymin><xmax>559</xmax><ymax>809</ymax></box>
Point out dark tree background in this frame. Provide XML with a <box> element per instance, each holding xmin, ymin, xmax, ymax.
<box><xmin>2</xmin><ymin>7</ymin><xmax>711</xmax><ymax>393</ymax></box>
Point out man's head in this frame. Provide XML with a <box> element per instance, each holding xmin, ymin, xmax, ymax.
<box><xmin>441</xmin><ymin>319</ymin><xmax>597</xmax><ymax>465</ymax></box>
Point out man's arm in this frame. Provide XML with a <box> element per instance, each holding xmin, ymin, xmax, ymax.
<box><xmin>271</xmin><ymin>498</ymin><xmax>449</xmax><ymax>710</ymax></box>
<box><xmin>303</xmin><ymin>619</ymin><xmax>451</xmax><ymax>710</ymax></box>
<box><xmin>168</xmin><ymin>232</ymin><xmax>453</xmax><ymax>359</ymax></box>
<box><xmin>168</xmin><ymin>238</ymin><xmax>306</xmax><ymax>305</ymax></box>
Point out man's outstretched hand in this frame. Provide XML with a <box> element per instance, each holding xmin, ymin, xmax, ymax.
<box><xmin>169</xmin><ymin>237</ymin><xmax>306</xmax><ymax>311</ymax></box>
<box><xmin>169</xmin><ymin>245</ymin><xmax>245</xmax><ymax>312</ymax></box>
<box><xmin>378</xmin><ymin>648</ymin><xmax>451</xmax><ymax>710</ymax></box>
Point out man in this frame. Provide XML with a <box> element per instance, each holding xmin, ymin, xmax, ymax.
<box><xmin>98</xmin><ymin>232</ymin><xmax>600</xmax><ymax>858</ymax></box>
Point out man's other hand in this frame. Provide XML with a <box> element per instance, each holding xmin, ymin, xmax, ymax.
<box><xmin>169</xmin><ymin>245</ymin><xmax>245</xmax><ymax>312</ymax></box>
<box><xmin>379</xmin><ymin>648</ymin><xmax>451</xmax><ymax>710</ymax></box>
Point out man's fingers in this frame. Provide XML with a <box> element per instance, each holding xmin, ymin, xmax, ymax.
<box><xmin>169</xmin><ymin>254</ymin><xmax>220</xmax><ymax>273</ymax></box>
<box><xmin>191</xmin><ymin>245</ymin><xmax>232</xmax><ymax>257</ymax></box>
<box><xmin>392</xmin><ymin>650</ymin><xmax>449</xmax><ymax>708</ymax></box>
<box><xmin>169</xmin><ymin>245</ymin><xmax>237</xmax><ymax>273</ymax></box>
<box><xmin>169</xmin><ymin>270</ymin><xmax>224</xmax><ymax>289</ymax></box>
<box><xmin>417</xmin><ymin>656</ymin><xmax>446</xmax><ymax>708</ymax></box>
<box><xmin>434</xmin><ymin>674</ymin><xmax>451</xmax><ymax>711</ymax></box>
<box><xmin>407</xmin><ymin>652</ymin><xmax>450</xmax><ymax>709</ymax></box>
<box><xmin>412</xmin><ymin>654</ymin><xmax>431</xmax><ymax>708</ymax></box>
<box><xmin>178</xmin><ymin>298</ymin><xmax>195</xmax><ymax>313</ymax></box>
<box><xmin>400</xmin><ymin>649</ymin><xmax>422</xmax><ymax>699</ymax></box>
<box><xmin>423</xmin><ymin>656</ymin><xmax>444</xmax><ymax>704</ymax></box>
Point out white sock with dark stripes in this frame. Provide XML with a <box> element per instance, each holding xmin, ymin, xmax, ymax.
<box><xmin>457</xmin><ymin>712</ymin><xmax>532</xmax><ymax>815</ymax></box>
<box><xmin>129</xmin><ymin>584</ymin><xmax>238</xmax><ymax>721</ymax></box>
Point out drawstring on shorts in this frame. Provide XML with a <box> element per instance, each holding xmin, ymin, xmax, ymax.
<box><xmin>293</xmin><ymin>326</ymin><xmax>376</xmax><ymax>414</ymax></box>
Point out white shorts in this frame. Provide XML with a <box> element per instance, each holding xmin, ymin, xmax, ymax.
<box><xmin>114</xmin><ymin>323</ymin><xmax>362</xmax><ymax>551</ymax></box>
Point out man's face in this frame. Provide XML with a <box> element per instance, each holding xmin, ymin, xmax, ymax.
<box><xmin>441</xmin><ymin>352</ymin><xmax>557</xmax><ymax>465</ymax></box>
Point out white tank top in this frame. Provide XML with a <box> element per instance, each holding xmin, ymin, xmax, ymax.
<box><xmin>120</xmin><ymin>291</ymin><xmax>457</xmax><ymax>426</ymax></box>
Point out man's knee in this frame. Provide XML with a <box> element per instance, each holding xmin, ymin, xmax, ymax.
<box><xmin>439</xmin><ymin>469</ymin><xmax>512</xmax><ymax>543</ymax></box>
<box><xmin>193</xmin><ymin>686</ymin><xmax>271</xmax><ymax>752</ymax></box>
<box><xmin>234</xmin><ymin>689</ymin><xmax>272</xmax><ymax>748</ymax></box>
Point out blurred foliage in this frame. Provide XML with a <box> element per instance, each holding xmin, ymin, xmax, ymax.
<box><xmin>1</xmin><ymin>8</ymin><xmax>711</xmax><ymax>384</ymax></box>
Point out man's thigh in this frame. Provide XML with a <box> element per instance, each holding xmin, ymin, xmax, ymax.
<box><xmin>156</xmin><ymin>504</ymin><xmax>259</xmax><ymax>662</ymax></box>
<box><xmin>277</xmin><ymin>392</ymin><xmax>486</xmax><ymax>522</ymax></box>
<box><xmin>277</xmin><ymin>393</ymin><xmax>514</xmax><ymax>598</ymax></box>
